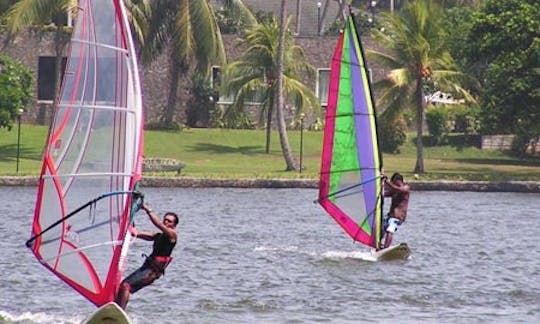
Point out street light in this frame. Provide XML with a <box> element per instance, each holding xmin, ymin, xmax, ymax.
<box><xmin>16</xmin><ymin>108</ymin><xmax>23</xmax><ymax>173</ymax></box>
<box><xmin>368</xmin><ymin>1</ymin><xmax>377</xmax><ymax>26</ymax></box>
<box><xmin>299</xmin><ymin>113</ymin><xmax>305</xmax><ymax>173</ymax></box>
<box><xmin>317</xmin><ymin>2</ymin><xmax>322</xmax><ymax>36</ymax></box>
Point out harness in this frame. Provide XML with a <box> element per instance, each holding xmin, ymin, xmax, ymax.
<box><xmin>143</xmin><ymin>254</ymin><xmax>173</xmax><ymax>275</ymax></box>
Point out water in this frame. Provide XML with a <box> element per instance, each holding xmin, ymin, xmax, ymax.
<box><xmin>1</xmin><ymin>187</ymin><xmax>539</xmax><ymax>323</ymax></box>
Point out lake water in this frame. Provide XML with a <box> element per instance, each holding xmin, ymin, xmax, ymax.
<box><xmin>0</xmin><ymin>187</ymin><xmax>539</xmax><ymax>323</ymax></box>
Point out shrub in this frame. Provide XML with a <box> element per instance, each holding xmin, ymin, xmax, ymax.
<box><xmin>450</xmin><ymin>105</ymin><xmax>480</xmax><ymax>134</ymax></box>
<box><xmin>426</xmin><ymin>107</ymin><xmax>450</xmax><ymax>144</ymax></box>
<box><xmin>186</xmin><ymin>73</ymin><xmax>217</xmax><ymax>128</ymax></box>
<box><xmin>145</xmin><ymin>120</ymin><xmax>182</xmax><ymax>131</ymax></box>
<box><xmin>379</xmin><ymin>117</ymin><xmax>407</xmax><ymax>153</ymax></box>
<box><xmin>0</xmin><ymin>54</ymin><xmax>33</xmax><ymax>130</ymax></box>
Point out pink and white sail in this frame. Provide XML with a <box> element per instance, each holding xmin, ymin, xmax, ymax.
<box><xmin>28</xmin><ymin>0</ymin><xmax>143</xmax><ymax>307</ymax></box>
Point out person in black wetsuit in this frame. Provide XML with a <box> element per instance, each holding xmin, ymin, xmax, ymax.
<box><xmin>116</xmin><ymin>203</ymin><xmax>178</xmax><ymax>309</ymax></box>
<box><xmin>380</xmin><ymin>172</ymin><xmax>410</xmax><ymax>250</ymax></box>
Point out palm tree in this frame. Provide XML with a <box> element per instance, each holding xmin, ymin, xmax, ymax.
<box><xmin>218</xmin><ymin>0</ymin><xmax>257</xmax><ymax>26</ymax></box>
<box><xmin>140</xmin><ymin>0</ymin><xmax>255</xmax><ymax>128</ymax></box>
<box><xmin>433</xmin><ymin>0</ymin><xmax>482</xmax><ymax>8</ymax></box>
<box><xmin>3</xmin><ymin>0</ymin><xmax>76</xmax><ymax>122</ymax></box>
<box><xmin>125</xmin><ymin>0</ymin><xmax>151</xmax><ymax>48</ymax></box>
<box><xmin>222</xmin><ymin>15</ymin><xmax>319</xmax><ymax>161</ymax></box>
<box><xmin>367</xmin><ymin>0</ymin><xmax>473</xmax><ymax>173</ymax></box>
<box><xmin>140</xmin><ymin>0</ymin><xmax>227</xmax><ymax>128</ymax></box>
<box><xmin>275</xmin><ymin>0</ymin><xmax>295</xmax><ymax>171</ymax></box>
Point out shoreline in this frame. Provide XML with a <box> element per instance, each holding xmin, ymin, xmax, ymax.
<box><xmin>1</xmin><ymin>176</ymin><xmax>539</xmax><ymax>192</ymax></box>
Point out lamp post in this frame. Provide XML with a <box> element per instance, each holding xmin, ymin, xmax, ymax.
<box><xmin>317</xmin><ymin>1</ymin><xmax>322</xmax><ymax>36</ymax></box>
<box><xmin>368</xmin><ymin>1</ymin><xmax>377</xmax><ymax>26</ymax></box>
<box><xmin>299</xmin><ymin>113</ymin><xmax>305</xmax><ymax>173</ymax></box>
<box><xmin>16</xmin><ymin>108</ymin><xmax>23</xmax><ymax>173</ymax></box>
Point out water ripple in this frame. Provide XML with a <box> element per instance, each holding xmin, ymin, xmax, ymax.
<box><xmin>2</xmin><ymin>188</ymin><xmax>540</xmax><ymax>323</ymax></box>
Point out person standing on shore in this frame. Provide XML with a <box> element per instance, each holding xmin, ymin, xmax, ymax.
<box><xmin>380</xmin><ymin>172</ymin><xmax>410</xmax><ymax>249</ymax></box>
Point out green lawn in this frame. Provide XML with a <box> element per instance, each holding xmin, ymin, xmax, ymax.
<box><xmin>1</xmin><ymin>124</ymin><xmax>539</xmax><ymax>181</ymax></box>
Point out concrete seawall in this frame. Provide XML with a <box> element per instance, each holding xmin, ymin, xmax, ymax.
<box><xmin>1</xmin><ymin>176</ymin><xmax>539</xmax><ymax>193</ymax></box>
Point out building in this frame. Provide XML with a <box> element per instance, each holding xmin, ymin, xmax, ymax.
<box><xmin>1</xmin><ymin>0</ymin><xmax>386</xmax><ymax>125</ymax></box>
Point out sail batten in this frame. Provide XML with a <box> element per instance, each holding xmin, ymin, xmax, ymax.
<box><xmin>71</xmin><ymin>39</ymin><xmax>130</xmax><ymax>53</ymax></box>
<box><xmin>57</xmin><ymin>103</ymin><xmax>137</xmax><ymax>111</ymax></box>
<box><xmin>318</xmin><ymin>12</ymin><xmax>383</xmax><ymax>250</ymax></box>
<box><xmin>29</xmin><ymin>0</ymin><xmax>143</xmax><ymax>307</ymax></box>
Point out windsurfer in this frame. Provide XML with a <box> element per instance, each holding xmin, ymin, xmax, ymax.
<box><xmin>116</xmin><ymin>203</ymin><xmax>178</xmax><ymax>309</ymax></box>
<box><xmin>380</xmin><ymin>173</ymin><xmax>410</xmax><ymax>249</ymax></box>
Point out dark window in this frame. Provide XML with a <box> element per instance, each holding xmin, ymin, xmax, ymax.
<box><xmin>317</xmin><ymin>69</ymin><xmax>330</xmax><ymax>106</ymax></box>
<box><xmin>37</xmin><ymin>56</ymin><xmax>67</xmax><ymax>101</ymax></box>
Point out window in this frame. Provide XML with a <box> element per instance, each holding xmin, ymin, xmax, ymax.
<box><xmin>315</xmin><ymin>68</ymin><xmax>374</xmax><ymax>106</ymax></box>
<box><xmin>37</xmin><ymin>56</ymin><xmax>67</xmax><ymax>102</ymax></box>
<box><xmin>316</xmin><ymin>68</ymin><xmax>330</xmax><ymax>106</ymax></box>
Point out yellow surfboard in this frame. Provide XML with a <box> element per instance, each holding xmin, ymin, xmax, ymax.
<box><xmin>83</xmin><ymin>302</ymin><xmax>131</xmax><ymax>324</ymax></box>
<box><xmin>372</xmin><ymin>243</ymin><xmax>411</xmax><ymax>261</ymax></box>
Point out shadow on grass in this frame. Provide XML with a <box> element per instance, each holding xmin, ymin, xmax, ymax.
<box><xmin>453</xmin><ymin>157</ymin><xmax>540</xmax><ymax>167</ymax></box>
<box><xmin>187</xmin><ymin>143</ymin><xmax>265</xmax><ymax>155</ymax></box>
<box><xmin>0</xmin><ymin>144</ymin><xmax>42</xmax><ymax>162</ymax></box>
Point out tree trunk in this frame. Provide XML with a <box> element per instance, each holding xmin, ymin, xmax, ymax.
<box><xmin>163</xmin><ymin>50</ymin><xmax>181</xmax><ymax>127</ymax></box>
<box><xmin>43</xmin><ymin>26</ymin><xmax>68</xmax><ymax>125</ymax></box>
<box><xmin>334</xmin><ymin>0</ymin><xmax>346</xmax><ymax>20</ymax></box>
<box><xmin>295</xmin><ymin>0</ymin><xmax>302</xmax><ymax>35</ymax></box>
<box><xmin>413</xmin><ymin>79</ymin><xmax>425</xmax><ymax>173</ymax></box>
<box><xmin>265</xmin><ymin>97</ymin><xmax>273</xmax><ymax>153</ymax></box>
<box><xmin>277</xmin><ymin>0</ymin><xmax>298</xmax><ymax>171</ymax></box>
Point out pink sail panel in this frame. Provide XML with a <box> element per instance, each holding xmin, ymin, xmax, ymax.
<box><xmin>318</xmin><ymin>13</ymin><xmax>383</xmax><ymax>249</ymax></box>
<box><xmin>29</xmin><ymin>0</ymin><xmax>143</xmax><ymax>307</ymax></box>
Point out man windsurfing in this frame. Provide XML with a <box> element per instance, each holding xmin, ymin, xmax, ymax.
<box><xmin>116</xmin><ymin>203</ymin><xmax>178</xmax><ymax>309</ymax></box>
<box><xmin>381</xmin><ymin>173</ymin><xmax>410</xmax><ymax>249</ymax></box>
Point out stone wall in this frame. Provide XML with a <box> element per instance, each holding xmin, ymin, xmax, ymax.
<box><xmin>481</xmin><ymin>135</ymin><xmax>515</xmax><ymax>150</ymax></box>
<box><xmin>1</xmin><ymin>176</ymin><xmax>539</xmax><ymax>192</ymax></box>
<box><xmin>1</xmin><ymin>31</ymin><xmax>386</xmax><ymax>126</ymax></box>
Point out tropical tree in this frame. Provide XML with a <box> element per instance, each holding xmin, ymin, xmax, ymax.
<box><xmin>217</xmin><ymin>0</ymin><xmax>257</xmax><ymax>25</ymax></box>
<box><xmin>460</xmin><ymin>0</ymin><xmax>540</xmax><ymax>156</ymax></box>
<box><xmin>275</xmin><ymin>0</ymin><xmax>295</xmax><ymax>171</ymax></box>
<box><xmin>221</xmin><ymin>15</ymin><xmax>319</xmax><ymax>161</ymax></box>
<box><xmin>138</xmin><ymin>0</ymin><xmax>225</xmax><ymax>128</ymax></box>
<box><xmin>433</xmin><ymin>0</ymin><xmax>482</xmax><ymax>8</ymax></box>
<box><xmin>0</xmin><ymin>53</ymin><xmax>33</xmax><ymax>130</ymax></box>
<box><xmin>125</xmin><ymin>0</ymin><xmax>151</xmax><ymax>48</ymax></box>
<box><xmin>3</xmin><ymin>0</ymin><xmax>75</xmax><ymax>122</ymax></box>
<box><xmin>0</xmin><ymin>0</ymin><xmax>16</xmax><ymax>19</ymax></box>
<box><xmin>140</xmin><ymin>0</ymin><xmax>255</xmax><ymax>129</ymax></box>
<box><xmin>367</xmin><ymin>0</ymin><xmax>473</xmax><ymax>173</ymax></box>
<box><xmin>214</xmin><ymin>0</ymin><xmax>257</xmax><ymax>34</ymax></box>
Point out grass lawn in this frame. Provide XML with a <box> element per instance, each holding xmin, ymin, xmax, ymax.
<box><xmin>1</xmin><ymin>124</ymin><xmax>539</xmax><ymax>181</ymax></box>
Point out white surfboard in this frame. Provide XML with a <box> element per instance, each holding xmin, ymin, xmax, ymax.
<box><xmin>83</xmin><ymin>302</ymin><xmax>131</xmax><ymax>324</ymax></box>
<box><xmin>371</xmin><ymin>242</ymin><xmax>411</xmax><ymax>261</ymax></box>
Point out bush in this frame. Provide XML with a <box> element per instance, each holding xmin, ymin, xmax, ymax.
<box><xmin>379</xmin><ymin>117</ymin><xmax>407</xmax><ymax>153</ymax></box>
<box><xmin>186</xmin><ymin>73</ymin><xmax>217</xmax><ymax>128</ymax></box>
<box><xmin>145</xmin><ymin>120</ymin><xmax>182</xmax><ymax>131</ymax></box>
<box><xmin>426</xmin><ymin>107</ymin><xmax>450</xmax><ymax>144</ymax></box>
<box><xmin>450</xmin><ymin>105</ymin><xmax>480</xmax><ymax>134</ymax></box>
<box><xmin>0</xmin><ymin>54</ymin><xmax>33</xmax><ymax>130</ymax></box>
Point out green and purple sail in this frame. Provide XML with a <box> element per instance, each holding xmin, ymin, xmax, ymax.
<box><xmin>318</xmin><ymin>12</ymin><xmax>383</xmax><ymax>250</ymax></box>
